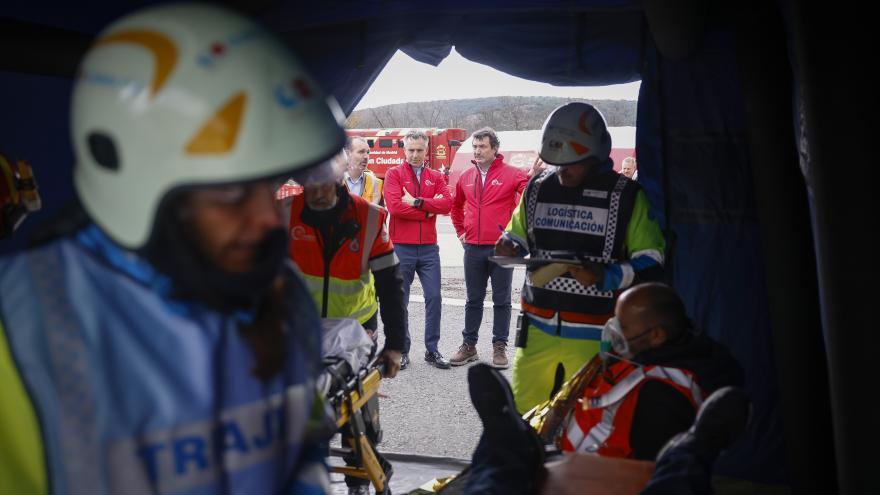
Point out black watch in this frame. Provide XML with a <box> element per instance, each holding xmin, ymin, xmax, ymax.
<box><xmin>413</xmin><ymin>198</ymin><xmax>423</xmax><ymax>209</ymax></box>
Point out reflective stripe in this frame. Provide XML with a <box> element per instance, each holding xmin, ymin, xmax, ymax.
<box><xmin>301</xmin><ymin>272</ymin><xmax>372</xmax><ymax>296</ymax></box>
<box><xmin>534</xmin><ymin>249</ymin><xmax>609</xmax><ymax>264</ymax></box>
<box><xmin>533</xmin><ymin>271</ymin><xmax>615</xmax><ymax>298</ymax></box>
<box><xmin>31</xmin><ymin>247</ymin><xmax>103</xmax><ymax>493</ymax></box>
<box><xmin>564</xmin><ymin>412</ymin><xmax>585</xmax><ymax>450</ymax></box>
<box><xmin>619</xmin><ymin>261</ymin><xmax>635</xmax><ymax>289</ymax></box>
<box><xmin>106</xmin><ymin>385</ymin><xmax>309</xmax><ymax>494</ymax></box>
<box><xmin>361</xmin><ymin>205</ymin><xmax>380</xmax><ymax>272</ymax></box>
<box><xmin>631</xmin><ymin>248</ymin><xmax>664</xmax><ymax>265</ymax></box>
<box><xmin>580</xmin><ymin>403</ymin><xmax>621</xmax><ymax>453</ymax></box>
<box><xmin>646</xmin><ymin>366</ymin><xmax>703</xmax><ymax>407</ymax></box>
<box><xmin>363</xmin><ymin>173</ymin><xmax>382</xmax><ymax>204</ymax></box>
<box><xmin>527</xmin><ymin>317</ymin><xmax>602</xmax><ymax>341</ymax></box>
<box><xmin>601</xmin><ymin>175</ymin><xmax>628</xmax><ymax>259</ymax></box>
<box><xmin>592</xmin><ymin>367</ymin><xmax>647</xmax><ymax>409</ymax></box>
<box><xmin>347</xmin><ymin>302</ymin><xmax>377</xmax><ymax>322</ymax></box>
<box><xmin>525</xmin><ymin>170</ymin><xmax>552</xmax><ymax>248</ymax></box>
<box><xmin>369</xmin><ymin>251</ymin><xmax>398</xmax><ymax>272</ymax></box>
<box><xmin>567</xmin><ymin>364</ymin><xmax>704</xmax><ymax>454</ymax></box>
<box><xmin>301</xmin><ymin>272</ymin><xmax>377</xmax><ymax>324</ymax></box>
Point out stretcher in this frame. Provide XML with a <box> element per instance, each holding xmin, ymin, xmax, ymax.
<box><xmin>319</xmin><ymin>318</ymin><xmax>392</xmax><ymax>494</ymax></box>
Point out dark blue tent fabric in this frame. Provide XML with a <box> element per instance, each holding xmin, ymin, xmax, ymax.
<box><xmin>0</xmin><ymin>0</ymin><xmax>788</xmax><ymax>485</ymax></box>
<box><xmin>0</xmin><ymin>71</ymin><xmax>74</xmax><ymax>255</ymax></box>
<box><xmin>282</xmin><ymin>9</ymin><xmax>645</xmax><ymax>115</ymax></box>
<box><xmin>639</xmin><ymin>27</ymin><xmax>787</xmax><ymax>482</ymax></box>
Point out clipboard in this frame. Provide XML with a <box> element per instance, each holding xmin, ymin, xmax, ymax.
<box><xmin>489</xmin><ymin>256</ymin><xmax>584</xmax><ymax>268</ymax></box>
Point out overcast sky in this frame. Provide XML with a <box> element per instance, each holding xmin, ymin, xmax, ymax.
<box><xmin>354</xmin><ymin>48</ymin><xmax>641</xmax><ymax>110</ymax></box>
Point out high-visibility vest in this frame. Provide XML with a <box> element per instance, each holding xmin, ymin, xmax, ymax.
<box><xmin>0</xmin><ymin>226</ymin><xmax>327</xmax><ymax>494</ymax></box>
<box><xmin>347</xmin><ymin>172</ymin><xmax>383</xmax><ymax>204</ymax></box>
<box><xmin>288</xmin><ymin>192</ymin><xmax>395</xmax><ymax>323</ymax></box>
<box><xmin>362</xmin><ymin>172</ymin><xmax>383</xmax><ymax>204</ymax></box>
<box><xmin>521</xmin><ymin>171</ymin><xmax>640</xmax><ymax>328</ymax></box>
<box><xmin>561</xmin><ymin>361</ymin><xmax>704</xmax><ymax>458</ymax></box>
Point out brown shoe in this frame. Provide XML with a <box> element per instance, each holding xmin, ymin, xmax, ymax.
<box><xmin>450</xmin><ymin>343</ymin><xmax>478</xmax><ymax>366</ymax></box>
<box><xmin>491</xmin><ymin>341</ymin><xmax>509</xmax><ymax>369</ymax></box>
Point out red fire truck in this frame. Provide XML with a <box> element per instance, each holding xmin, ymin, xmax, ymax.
<box><xmin>274</xmin><ymin>127</ymin><xmax>636</xmax><ymax>200</ymax></box>
<box><xmin>344</xmin><ymin>128</ymin><xmax>468</xmax><ymax>179</ymax></box>
<box><xmin>447</xmin><ymin>127</ymin><xmax>636</xmax><ymax>189</ymax></box>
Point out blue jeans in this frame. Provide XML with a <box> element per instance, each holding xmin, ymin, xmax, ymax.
<box><xmin>463</xmin><ymin>244</ymin><xmax>513</xmax><ymax>345</ymax></box>
<box><xmin>395</xmin><ymin>243</ymin><xmax>442</xmax><ymax>353</ymax></box>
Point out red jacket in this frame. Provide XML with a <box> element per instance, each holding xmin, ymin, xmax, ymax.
<box><xmin>451</xmin><ymin>154</ymin><xmax>528</xmax><ymax>245</ymax></box>
<box><xmin>384</xmin><ymin>163</ymin><xmax>452</xmax><ymax>245</ymax></box>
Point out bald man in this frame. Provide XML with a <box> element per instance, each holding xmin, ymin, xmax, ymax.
<box><xmin>559</xmin><ymin>282</ymin><xmax>743</xmax><ymax>460</ymax></box>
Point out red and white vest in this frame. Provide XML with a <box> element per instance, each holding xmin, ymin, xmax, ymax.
<box><xmin>561</xmin><ymin>361</ymin><xmax>704</xmax><ymax>458</ymax></box>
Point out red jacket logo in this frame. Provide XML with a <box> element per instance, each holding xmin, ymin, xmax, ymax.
<box><xmin>290</xmin><ymin>225</ymin><xmax>315</xmax><ymax>241</ymax></box>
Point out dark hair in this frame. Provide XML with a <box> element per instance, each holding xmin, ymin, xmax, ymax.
<box><xmin>472</xmin><ymin>127</ymin><xmax>500</xmax><ymax>150</ymax></box>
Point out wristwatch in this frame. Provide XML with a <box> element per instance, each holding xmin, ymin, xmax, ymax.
<box><xmin>413</xmin><ymin>198</ymin><xmax>423</xmax><ymax>209</ymax></box>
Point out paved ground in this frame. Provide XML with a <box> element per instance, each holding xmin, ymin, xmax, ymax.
<box><xmin>328</xmin><ymin>217</ymin><xmax>527</xmax><ymax>493</ymax></box>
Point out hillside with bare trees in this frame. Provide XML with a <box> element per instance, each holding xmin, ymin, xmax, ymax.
<box><xmin>345</xmin><ymin>97</ymin><xmax>636</xmax><ymax>131</ymax></box>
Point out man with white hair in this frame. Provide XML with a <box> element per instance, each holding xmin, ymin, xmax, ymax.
<box><xmin>621</xmin><ymin>156</ymin><xmax>638</xmax><ymax>179</ymax></box>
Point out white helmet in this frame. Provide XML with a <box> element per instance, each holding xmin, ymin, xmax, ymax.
<box><xmin>72</xmin><ymin>4</ymin><xmax>345</xmax><ymax>248</ymax></box>
<box><xmin>538</xmin><ymin>102</ymin><xmax>612</xmax><ymax>166</ymax></box>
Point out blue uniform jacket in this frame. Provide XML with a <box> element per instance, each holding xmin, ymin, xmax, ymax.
<box><xmin>0</xmin><ymin>225</ymin><xmax>331</xmax><ymax>495</ymax></box>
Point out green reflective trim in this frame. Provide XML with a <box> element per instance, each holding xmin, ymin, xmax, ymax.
<box><xmin>505</xmin><ymin>193</ymin><xmax>528</xmax><ymax>248</ymax></box>
<box><xmin>624</xmin><ymin>190</ymin><xmax>666</xmax><ymax>257</ymax></box>
<box><xmin>301</xmin><ymin>273</ymin><xmax>378</xmax><ymax>324</ymax></box>
<box><xmin>0</xmin><ymin>319</ymin><xmax>48</xmax><ymax>495</ymax></box>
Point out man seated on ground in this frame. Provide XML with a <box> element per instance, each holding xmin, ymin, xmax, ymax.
<box><xmin>458</xmin><ymin>282</ymin><xmax>747</xmax><ymax>494</ymax></box>
<box><xmin>464</xmin><ymin>364</ymin><xmax>750</xmax><ymax>495</ymax></box>
<box><xmin>559</xmin><ymin>282</ymin><xmax>744</xmax><ymax>460</ymax></box>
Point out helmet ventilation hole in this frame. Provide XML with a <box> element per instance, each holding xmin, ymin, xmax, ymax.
<box><xmin>88</xmin><ymin>132</ymin><xmax>120</xmax><ymax>171</ymax></box>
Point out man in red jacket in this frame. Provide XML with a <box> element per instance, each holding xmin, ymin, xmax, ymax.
<box><xmin>384</xmin><ymin>129</ymin><xmax>453</xmax><ymax>369</ymax></box>
<box><xmin>450</xmin><ymin>128</ymin><xmax>528</xmax><ymax>369</ymax></box>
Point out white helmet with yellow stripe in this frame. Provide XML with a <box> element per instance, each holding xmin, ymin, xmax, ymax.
<box><xmin>72</xmin><ymin>3</ymin><xmax>345</xmax><ymax>248</ymax></box>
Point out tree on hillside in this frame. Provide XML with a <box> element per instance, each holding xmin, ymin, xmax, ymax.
<box><xmin>345</xmin><ymin>96</ymin><xmax>637</xmax><ymax>130</ymax></box>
